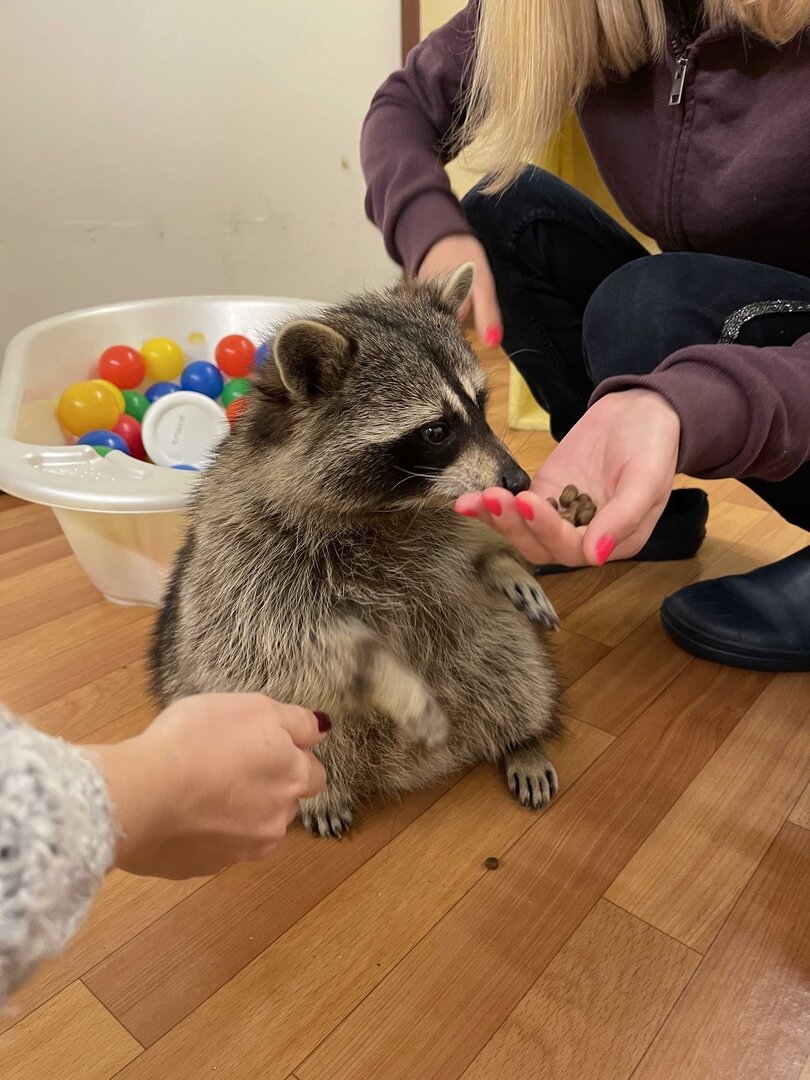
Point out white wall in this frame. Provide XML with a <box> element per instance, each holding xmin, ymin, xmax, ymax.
<box><xmin>0</xmin><ymin>1</ymin><xmax>400</xmax><ymax>348</ymax></box>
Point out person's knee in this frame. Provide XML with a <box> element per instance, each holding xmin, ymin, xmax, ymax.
<box><xmin>461</xmin><ymin>167</ymin><xmax>576</xmax><ymax>251</ymax></box>
<box><xmin>584</xmin><ymin>253</ymin><xmax>710</xmax><ymax>382</ymax></box>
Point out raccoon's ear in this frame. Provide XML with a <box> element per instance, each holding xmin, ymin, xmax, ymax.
<box><xmin>273</xmin><ymin>320</ymin><xmax>353</xmax><ymax>400</ymax></box>
<box><xmin>438</xmin><ymin>262</ymin><xmax>475</xmax><ymax>313</ymax></box>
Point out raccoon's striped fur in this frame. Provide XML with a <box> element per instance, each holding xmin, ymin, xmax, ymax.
<box><xmin>151</xmin><ymin>265</ymin><xmax>564</xmax><ymax>836</ymax></box>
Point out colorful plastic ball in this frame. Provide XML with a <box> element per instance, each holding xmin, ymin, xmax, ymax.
<box><xmin>220</xmin><ymin>376</ymin><xmax>253</xmax><ymax>408</ymax></box>
<box><xmin>145</xmin><ymin>381</ymin><xmax>181</xmax><ymax>404</ymax></box>
<box><xmin>91</xmin><ymin>378</ymin><xmax>126</xmax><ymax>413</ymax></box>
<box><xmin>225</xmin><ymin>395</ymin><xmax>250</xmax><ymax>427</ymax></box>
<box><xmin>92</xmin><ymin>446</ymin><xmax>115</xmax><ymax>458</ymax></box>
<box><xmin>122</xmin><ymin>389</ymin><xmax>150</xmax><ymax>422</ymax></box>
<box><xmin>171</xmin><ymin>463</ymin><xmax>199</xmax><ymax>471</ymax></box>
<box><xmin>141</xmin><ymin>337</ymin><xmax>184</xmax><ymax>382</ymax></box>
<box><xmin>181</xmin><ymin>360</ymin><xmax>224</xmax><ymax>399</ymax></box>
<box><xmin>98</xmin><ymin>345</ymin><xmax>145</xmax><ymax>389</ymax></box>
<box><xmin>77</xmin><ymin>429</ymin><xmax>130</xmax><ymax>454</ymax></box>
<box><xmin>57</xmin><ymin>380</ymin><xmax>121</xmax><ymax>437</ymax></box>
<box><xmin>215</xmin><ymin>334</ymin><xmax>255</xmax><ymax>377</ymax></box>
<box><xmin>113</xmin><ymin>414</ymin><xmax>145</xmax><ymax>459</ymax></box>
<box><xmin>254</xmin><ymin>341</ymin><xmax>270</xmax><ymax>368</ymax></box>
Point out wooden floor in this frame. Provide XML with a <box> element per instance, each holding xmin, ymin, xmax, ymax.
<box><xmin>2</xmin><ymin>344</ymin><xmax>809</xmax><ymax>1080</ymax></box>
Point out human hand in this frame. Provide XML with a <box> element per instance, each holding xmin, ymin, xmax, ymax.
<box><xmin>88</xmin><ymin>694</ymin><xmax>328</xmax><ymax>879</ymax></box>
<box><xmin>419</xmin><ymin>234</ymin><xmax>503</xmax><ymax>347</ymax></box>
<box><xmin>455</xmin><ymin>389</ymin><xmax>681</xmax><ymax>567</ymax></box>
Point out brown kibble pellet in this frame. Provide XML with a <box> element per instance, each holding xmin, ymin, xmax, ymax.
<box><xmin>484</xmin><ymin>856</ymin><xmax>500</xmax><ymax>871</ymax></box>
<box><xmin>552</xmin><ymin>485</ymin><xmax>597</xmax><ymax>527</ymax></box>
<box><xmin>546</xmin><ymin>496</ymin><xmax>558</xmax><ymax>511</ymax></box>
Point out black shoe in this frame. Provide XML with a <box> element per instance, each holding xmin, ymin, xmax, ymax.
<box><xmin>661</xmin><ymin>545</ymin><xmax>810</xmax><ymax>671</ymax></box>
<box><xmin>535</xmin><ymin>488</ymin><xmax>708</xmax><ymax>576</ymax></box>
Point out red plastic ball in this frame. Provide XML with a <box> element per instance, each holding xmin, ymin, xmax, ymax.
<box><xmin>113</xmin><ymin>414</ymin><xmax>145</xmax><ymax>459</ymax></box>
<box><xmin>225</xmin><ymin>395</ymin><xmax>250</xmax><ymax>428</ymax></box>
<box><xmin>98</xmin><ymin>345</ymin><xmax>146</xmax><ymax>390</ymax></box>
<box><xmin>215</xmin><ymin>335</ymin><xmax>256</xmax><ymax>377</ymax></box>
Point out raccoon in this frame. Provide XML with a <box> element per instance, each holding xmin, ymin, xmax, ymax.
<box><xmin>150</xmin><ymin>264</ymin><xmax>564</xmax><ymax>837</ymax></box>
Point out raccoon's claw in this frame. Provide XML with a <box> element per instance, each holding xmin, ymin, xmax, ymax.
<box><xmin>505</xmin><ymin>748</ymin><xmax>558</xmax><ymax>810</ymax></box>
<box><xmin>505</xmin><ymin>581</ymin><xmax>560</xmax><ymax>631</ymax></box>
<box><xmin>399</xmin><ymin>694</ymin><xmax>450</xmax><ymax>750</ymax></box>
<box><xmin>300</xmin><ymin>798</ymin><xmax>354</xmax><ymax>839</ymax></box>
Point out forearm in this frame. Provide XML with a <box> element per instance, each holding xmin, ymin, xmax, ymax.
<box><xmin>0</xmin><ymin>706</ymin><xmax>115</xmax><ymax>1000</ymax></box>
<box><xmin>590</xmin><ymin>336</ymin><xmax>810</xmax><ymax>481</ymax></box>
<box><xmin>360</xmin><ymin>3</ymin><xmax>477</xmax><ymax>274</ymax></box>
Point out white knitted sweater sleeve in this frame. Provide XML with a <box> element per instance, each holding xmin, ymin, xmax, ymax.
<box><xmin>0</xmin><ymin>705</ymin><xmax>115</xmax><ymax>1001</ymax></box>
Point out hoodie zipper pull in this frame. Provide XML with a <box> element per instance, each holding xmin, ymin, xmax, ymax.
<box><xmin>669</xmin><ymin>49</ymin><xmax>690</xmax><ymax>106</ymax></box>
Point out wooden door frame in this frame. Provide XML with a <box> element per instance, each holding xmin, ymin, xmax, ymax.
<box><xmin>401</xmin><ymin>0</ymin><xmax>420</xmax><ymax>61</ymax></box>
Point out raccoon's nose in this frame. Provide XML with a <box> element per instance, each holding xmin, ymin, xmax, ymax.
<box><xmin>501</xmin><ymin>462</ymin><xmax>531</xmax><ymax>495</ymax></box>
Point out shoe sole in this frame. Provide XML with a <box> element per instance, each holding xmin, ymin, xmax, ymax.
<box><xmin>660</xmin><ymin>608</ymin><xmax>810</xmax><ymax>672</ymax></box>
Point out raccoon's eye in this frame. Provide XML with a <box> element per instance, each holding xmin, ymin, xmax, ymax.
<box><xmin>422</xmin><ymin>422</ymin><xmax>450</xmax><ymax>445</ymax></box>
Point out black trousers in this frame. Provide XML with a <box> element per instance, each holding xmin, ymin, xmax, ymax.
<box><xmin>463</xmin><ymin>167</ymin><xmax>810</xmax><ymax>530</ymax></box>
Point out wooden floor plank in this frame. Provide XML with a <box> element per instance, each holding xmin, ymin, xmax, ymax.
<box><xmin>551</xmin><ymin>627</ymin><xmax>610</xmax><ymax>688</ymax></box>
<box><xmin>109</xmin><ymin>721</ymin><xmax>612</xmax><ymax>1078</ymax></box>
<box><xmin>564</xmin><ymin>502</ymin><xmax>767</xmax><ymax>646</ymax></box>
<box><xmin>541</xmin><ymin>562</ymin><xmax>634</xmax><ymax>622</ymax></box>
<box><xmin>28</xmin><ymin>660</ymin><xmax>152</xmax><ymax>743</ymax></box>
<box><xmin>633</xmin><ymin>822</ymin><xmax>810</xmax><ymax>1080</ymax></box>
<box><xmin>0</xmin><ymin>555</ymin><xmax>102</xmax><ymax>640</ymax></box>
<box><xmin>460</xmin><ymin>900</ymin><xmax>699</xmax><ymax>1080</ymax></box>
<box><xmin>0</xmin><ymin>501</ymin><xmax>63</xmax><ymax>554</ymax></box>
<box><xmin>790</xmin><ymin>779</ymin><xmax>810</xmax><ymax>831</ymax></box>
<box><xmin>607</xmin><ymin>673</ymin><xmax>810</xmax><ymax>952</ymax></box>
<box><xmin>0</xmin><ymin>532</ymin><xmax>72</xmax><ymax>582</ymax></box>
<box><xmin>2</xmin><ymin>871</ymin><xmax>209</xmax><ymax>1036</ymax></box>
<box><xmin>0</xmin><ymin>981</ymin><xmax>142</xmax><ymax>1079</ymax></box>
<box><xmin>295</xmin><ymin>662</ymin><xmax>769</xmax><ymax>1080</ymax></box>
<box><xmin>85</xmin><ymin>775</ymin><xmax>459</xmax><ymax>1046</ymax></box>
<box><xmin>567</xmin><ymin>615</ymin><xmax>689</xmax><ymax>735</ymax></box>
<box><xmin>0</xmin><ymin>602</ymin><xmax>153</xmax><ymax>714</ymax></box>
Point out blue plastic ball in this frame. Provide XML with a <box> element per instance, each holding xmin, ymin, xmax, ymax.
<box><xmin>77</xmin><ymin>429</ymin><xmax>130</xmax><ymax>453</ymax></box>
<box><xmin>180</xmin><ymin>360</ymin><xmax>224</xmax><ymax>399</ymax></box>
<box><xmin>145</xmin><ymin>381</ymin><xmax>181</xmax><ymax>403</ymax></box>
<box><xmin>171</xmin><ymin>463</ymin><xmax>199</xmax><ymax>471</ymax></box>
<box><xmin>254</xmin><ymin>341</ymin><xmax>270</xmax><ymax>368</ymax></box>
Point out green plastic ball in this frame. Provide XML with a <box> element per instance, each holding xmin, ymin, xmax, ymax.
<box><xmin>123</xmin><ymin>389</ymin><xmax>150</xmax><ymax>422</ymax></box>
<box><xmin>221</xmin><ymin>377</ymin><xmax>253</xmax><ymax>407</ymax></box>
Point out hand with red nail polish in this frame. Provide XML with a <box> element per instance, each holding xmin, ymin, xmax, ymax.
<box><xmin>94</xmin><ymin>693</ymin><xmax>328</xmax><ymax>879</ymax></box>
<box><xmin>418</xmin><ymin>235</ymin><xmax>502</xmax><ymax>346</ymax></box>
<box><xmin>456</xmin><ymin>390</ymin><xmax>679</xmax><ymax>569</ymax></box>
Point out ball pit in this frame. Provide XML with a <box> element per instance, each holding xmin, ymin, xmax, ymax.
<box><xmin>53</xmin><ymin>331</ymin><xmax>265</xmax><ymax>473</ymax></box>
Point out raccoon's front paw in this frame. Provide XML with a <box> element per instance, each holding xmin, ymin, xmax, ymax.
<box><xmin>504</xmin><ymin>580</ymin><xmax>560</xmax><ymax>631</ymax></box>
<box><xmin>505</xmin><ymin>745</ymin><xmax>558</xmax><ymax>810</ymax></box>
<box><xmin>300</xmin><ymin>792</ymin><xmax>355</xmax><ymax>839</ymax></box>
<box><xmin>399</xmin><ymin>690</ymin><xmax>450</xmax><ymax>750</ymax></box>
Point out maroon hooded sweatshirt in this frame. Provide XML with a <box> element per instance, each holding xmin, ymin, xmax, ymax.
<box><xmin>361</xmin><ymin>2</ymin><xmax>810</xmax><ymax>484</ymax></box>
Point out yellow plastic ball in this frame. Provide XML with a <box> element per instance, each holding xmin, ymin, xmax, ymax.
<box><xmin>57</xmin><ymin>380</ymin><xmax>121</xmax><ymax>436</ymax></box>
<box><xmin>141</xmin><ymin>337</ymin><xmax>184</xmax><ymax>382</ymax></box>
<box><xmin>91</xmin><ymin>378</ymin><xmax>126</xmax><ymax>413</ymax></box>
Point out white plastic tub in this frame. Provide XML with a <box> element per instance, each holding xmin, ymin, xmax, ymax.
<box><xmin>0</xmin><ymin>296</ymin><xmax>318</xmax><ymax>606</ymax></box>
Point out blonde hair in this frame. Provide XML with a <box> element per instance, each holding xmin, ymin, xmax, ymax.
<box><xmin>463</xmin><ymin>0</ymin><xmax>810</xmax><ymax>189</ymax></box>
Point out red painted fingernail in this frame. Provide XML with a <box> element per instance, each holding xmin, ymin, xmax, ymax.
<box><xmin>484</xmin><ymin>326</ymin><xmax>502</xmax><ymax>348</ymax></box>
<box><xmin>515</xmin><ymin>497</ymin><xmax>534</xmax><ymax>521</ymax></box>
<box><xmin>315</xmin><ymin>712</ymin><xmax>332</xmax><ymax>732</ymax></box>
<box><xmin>457</xmin><ymin>506</ymin><xmax>478</xmax><ymax>518</ymax></box>
<box><xmin>482</xmin><ymin>494</ymin><xmax>502</xmax><ymax>517</ymax></box>
<box><xmin>595</xmin><ymin>535</ymin><xmax>616</xmax><ymax>566</ymax></box>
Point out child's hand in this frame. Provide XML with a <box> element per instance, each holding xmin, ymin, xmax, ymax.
<box><xmin>87</xmin><ymin>694</ymin><xmax>328</xmax><ymax>879</ymax></box>
<box><xmin>419</xmin><ymin>235</ymin><xmax>503</xmax><ymax>348</ymax></box>
<box><xmin>456</xmin><ymin>390</ymin><xmax>681</xmax><ymax>567</ymax></box>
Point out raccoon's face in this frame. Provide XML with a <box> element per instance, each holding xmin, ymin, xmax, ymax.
<box><xmin>247</xmin><ymin>264</ymin><xmax>529</xmax><ymax>515</ymax></box>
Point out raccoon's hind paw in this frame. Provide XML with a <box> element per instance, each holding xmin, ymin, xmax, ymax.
<box><xmin>300</xmin><ymin>795</ymin><xmax>354</xmax><ymax>839</ymax></box>
<box><xmin>505</xmin><ymin>745</ymin><xmax>558</xmax><ymax>810</ymax></box>
<box><xmin>504</xmin><ymin>580</ymin><xmax>560</xmax><ymax>631</ymax></box>
<box><xmin>398</xmin><ymin>691</ymin><xmax>450</xmax><ymax>750</ymax></box>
